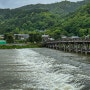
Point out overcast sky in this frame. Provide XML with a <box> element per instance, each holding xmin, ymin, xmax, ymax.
<box><xmin>0</xmin><ymin>0</ymin><xmax>83</xmax><ymax>9</ymax></box>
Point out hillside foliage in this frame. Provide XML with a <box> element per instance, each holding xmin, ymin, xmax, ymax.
<box><xmin>0</xmin><ymin>0</ymin><xmax>90</xmax><ymax>39</ymax></box>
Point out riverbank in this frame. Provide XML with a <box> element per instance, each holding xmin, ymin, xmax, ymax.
<box><xmin>0</xmin><ymin>43</ymin><xmax>42</xmax><ymax>49</ymax></box>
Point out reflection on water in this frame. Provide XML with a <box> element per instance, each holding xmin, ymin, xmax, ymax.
<box><xmin>0</xmin><ymin>48</ymin><xmax>90</xmax><ymax>90</ymax></box>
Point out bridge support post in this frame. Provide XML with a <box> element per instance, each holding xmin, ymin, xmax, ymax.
<box><xmin>45</xmin><ymin>39</ymin><xmax>90</xmax><ymax>55</ymax></box>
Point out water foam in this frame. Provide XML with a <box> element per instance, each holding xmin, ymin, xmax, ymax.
<box><xmin>16</xmin><ymin>49</ymin><xmax>85</xmax><ymax>90</ymax></box>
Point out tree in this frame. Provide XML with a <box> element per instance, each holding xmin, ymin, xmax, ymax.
<box><xmin>4</xmin><ymin>33</ymin><xmax>14</xmax><ymax>43</ymax></box>
<box><xmin>52</xmin><ymin>30</ymin><xmax>61</xmax><ymax>40</ymax></box>
<box><xmin>28</xmin><ymin>32</ymin><xmax>42</xmax><ymax>43</ymax></box>
<box><xmin>13</xmin><ymin>27</ymin><xmax>20</xmax><ymax>34</ymax></box>
<box><xmin>78</xmin><ymin>28</ymin><xmax>87</xmax><ymax>37</ymax></box>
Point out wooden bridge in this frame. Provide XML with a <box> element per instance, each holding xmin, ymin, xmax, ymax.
<box><xmin>43</xmin><ymin>39</ymin><xmax>90</xmax><ymax>55</ymax></box>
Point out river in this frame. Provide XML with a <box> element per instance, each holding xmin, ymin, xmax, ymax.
<box><xmin>0</xmin><ymin>48</ymin><xmax>90</xmax><ymax>90</ymax></box>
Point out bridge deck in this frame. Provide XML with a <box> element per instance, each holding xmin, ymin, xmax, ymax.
<box><xmin>44</xmin><ymin>39</ymin><xmax>90</xmax><ymax>55</ymax></box>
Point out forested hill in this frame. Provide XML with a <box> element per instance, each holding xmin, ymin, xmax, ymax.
<box><xmin>0</xmin><ymin>9</ymin><xmax>59</xmax><ymax>34</ymax></box>
<box><xmin>17</xmin><ymin>0</ymin><xmax>90</xmax><ymax>15</ymax></box>
<box><xmin>0</xmin><ymin>0</ymin><xmax>90</xmax><ymax>37</ymax></box>
<box><xmin>60</xmin><ymin>3</ymin><xmax>90</xmax><ymax>37</ymax></box>
<box><xmin>0</xmin><ymin>0</ymin><xmax>89</xmax><ymax>17</ymax></box>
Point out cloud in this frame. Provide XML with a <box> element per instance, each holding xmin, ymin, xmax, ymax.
<box><xmin>0</xmin><ymin>0</ymin><xmax>83</xmax><ymax>9</ymax></box>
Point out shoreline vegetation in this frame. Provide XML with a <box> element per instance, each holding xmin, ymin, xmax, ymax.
<box><xmin>0</xmin><ymin>43</ymin><xmax>42</xmax><ymax>49</ymax></box>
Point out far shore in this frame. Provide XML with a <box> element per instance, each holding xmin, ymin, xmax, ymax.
<box><xmin>0</xmin><ymin>43</ymin><xmax>42</xmax><ymax>49</ymax></box>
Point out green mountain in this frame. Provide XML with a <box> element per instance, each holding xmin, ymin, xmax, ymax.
<box><xmin>60</xmin><ymin>3</ymin><xmax>90</xmax><ymax>36</ymax></box>
<box><xmin>18</xmin><ymin>0</ymin><xmax>90</xmax><ymax>15</ymax></box>
<box><xmin>0</xmin><ymin>0</ymin><xmax>90</xmax><ymax>37</ymax></box>
<box><xmin>0</xmin><ymin>8</ymin><xmax>59</xmax><ymax>34</ymax></box>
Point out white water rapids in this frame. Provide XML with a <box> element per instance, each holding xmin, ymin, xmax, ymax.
<box><xmin>0</xmin><ymin>48</ymin><xmax>90</xmax><ymax>90</ymax></box>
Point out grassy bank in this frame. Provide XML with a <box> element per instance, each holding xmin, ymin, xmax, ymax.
<box><xmin>0</xmin><ymin>43</ymin><xmax>42</xmax><ymax>49</ymax></box>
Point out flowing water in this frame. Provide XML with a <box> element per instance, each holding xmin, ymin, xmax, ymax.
<box><xmin>0</xmin><ymin>48</ymin><xmax>90</xmax><ymax>90</ymax></box>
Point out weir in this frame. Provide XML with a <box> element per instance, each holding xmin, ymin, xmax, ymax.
<box><xmin>44</xmin><ymin>39</ymin><xmax>90</xmax><ymax>55</ymax></box>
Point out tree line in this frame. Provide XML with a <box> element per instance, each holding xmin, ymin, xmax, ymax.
<box><xmin>0</xmin><ymin>0</ymin><xmax>90</xmax><ymax>40</ymax></box>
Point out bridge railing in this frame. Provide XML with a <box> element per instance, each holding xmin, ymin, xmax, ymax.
<box><xmin>45</xmin><ymin>38</ymin><xmax>90</xmax><ymax>44</ymax></box>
